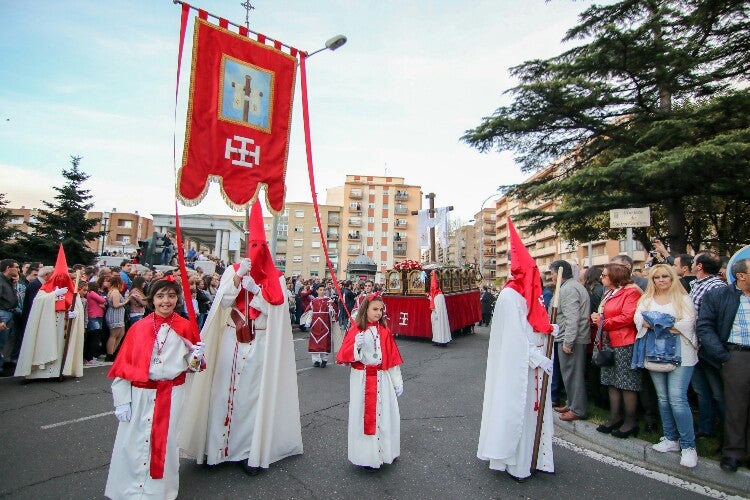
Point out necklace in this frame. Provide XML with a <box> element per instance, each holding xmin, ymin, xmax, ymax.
<box><xmin>370</xmin><ymin>325</ymin><xmax>380</xmax><ymax>359</ymax></box>
<box><xmin>152</xmin><ymin>313</ymin><xmax>175</xmax><ymax>365</ymax></box>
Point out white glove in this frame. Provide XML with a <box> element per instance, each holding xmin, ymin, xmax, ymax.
<box><xmin>114</xmin><ymin>403</ymin><xmax>132</xmax><ymax>422</ymax></box>
<box><xmin>538</xmin><ymin>357</ymin><xmax>553</xmax><ymax>376</ymax></box>
<box><xmin>236</xmin><ymin>258</ymin><xmax>252</xmax><ymax>277</ymax></box>
<box><xmin>67</xmin><ymin>310</ymin><xmax>78</xmax><ymax>319</ymax></box>
<box><xmin>191</xmin><ymin>341</ymin><xmax>205</xmax><ymax>359</ymax></box>
<box><xmin>241</xmin><ymin>275</ymin><xmax>260</xmax><ymax>294</ymax></box>
<box><xmin>54</xmin><ymin>287</ymin><xmax>69</xmax><ymax>297</ymax></box>
<box><xmin>354</xmin><ymin>332</ymin><xmax>365</xmax><ymax>349</ymax></box>
<box><xmin>551</xmin><ymin>324</ymin><xmax>560</xmax><ymax>337</ymax></box>
<box><xmin>394</xmin><ymin>385</ymin><xmax>403</xmax><ymax>397</ymax></box>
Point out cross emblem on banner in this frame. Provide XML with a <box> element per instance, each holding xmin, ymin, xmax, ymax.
<box><xmin>399</xmin><ymin>312</ymin><xmax>409</xmax><ymax>326</ymax></box>
<box><xmin>225</xmin><ymin>135</ymin><xmax>261</xmax><ymax>168</ymax></box>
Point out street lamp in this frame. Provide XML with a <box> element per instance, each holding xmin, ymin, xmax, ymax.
<box><xmin>478</xmin><ymin>188</ymin><xmax>503</xmax><ymax>285</ymax></box>
<box><xmin>305</xmin><ymin>35</ymin><xmax>347</xmax><ymax>57</ymax></box>
<box><xmin>100</xmin><ymin>211</ymin><xmax>110</xmax><ymax>256</ymax></box>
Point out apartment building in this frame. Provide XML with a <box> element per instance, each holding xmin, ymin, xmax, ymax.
<box><xmin>9</xmin><ymin>207</ymin><xmax>153</xmax><ymax>256</ymax></box>
<box><xmin>329</xmin><ymin>175</ymin><xmax>422</xmax><ymax>283</ymax></box>
<box><xmin>264</xmin><ymin>202</ymin><xmax>342</xmax><ymax>279</ymax></box>
<box><xmin>473</xmin><ymin>207</ymin><xmax>497</xmax><ymax>284</ymax></box>
<box><xmin>492</xmin><ymin>165</ymin><xmax>648</xmax><ymax>284</ymax></box>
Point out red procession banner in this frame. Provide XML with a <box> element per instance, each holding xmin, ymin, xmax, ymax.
<box><xmin>178</xmin><ymin>17</ymin><xmax>297</xmax><ymax>215</ymax></box>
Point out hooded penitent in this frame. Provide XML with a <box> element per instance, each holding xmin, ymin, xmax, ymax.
<box><xmin>40</xmin><ymin>244</ymin><xmax>75</xmax><ymax>312</ymax></box>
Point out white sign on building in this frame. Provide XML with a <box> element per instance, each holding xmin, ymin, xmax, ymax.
<box><xmin>610</xmin><ymin>207</ymin><xmax>651</xmax><ymax>228</ymax></box>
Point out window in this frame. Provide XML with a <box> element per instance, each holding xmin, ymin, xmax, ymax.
<box><xmin>118</xmin><ymin>220</ymin><xmax>132</xmax><ymax>229</ymax></box>
<box><xmin>367</xmin><ymin>245</ymin><xmax>374</xmax><ymax>252</ymax></box>
<box><xmin>311</xmin><ymin>241</ymin><xmax>321</xmax><ymax>248</ymax></box>
<box><xmin>381</xmin><ymin>261</ymin><xmax>388</xmax><ymax>268</ymax></box>
<box><xmin>310</xmin><ymin>255</ymin><xmax>320</xmax><ymax>263</ymax></box>
<box><xmin>294</xmin><ymin>226</ymin><xmax>304</xmax><ymax>233</ymax></box>
<box><xmin>368</xmin><ymin>203</ymin><xmax>375</xmax><ymax>209</ymax></box>
<box><xmin>293</xmin><ymin>239</ymin><xmax>303</xmax><ymax>247</ymax></box>
<box><xmin>295</xmin><ymin>210</ymin><xmax>304</xmax><ymax>218</ymax></box>
<box><xmin>120</xmin><ymin>236</ymin><xmax>131</xmax><ymax>244</ymax></box>
<box><xmin>328</xmin><ymin>242</ymin><xmax>338</xmax><ymax>249</ymax></box>
<box><xmin>368</xmin><ymin>217</ymin><xmax>375</xmax><ymax>223</ymax></box>
<box><xmin>10</xmin><ymin>216</ymin><xmax>24</xmax><ymax>224</ymax></box>
<box><xmin>312</xmin><ymin>226</ymin><xmax>320</xmax><ymax>233</ymax></box>
<box><xmin>382</xmin><ymin>232</ymin><xmax>389</xmax><ymax>238</ymax></box>
<box><xmin>292</xmin><ymin>255</ymin><xmax>302</xmax><ymax>263</ymax></box>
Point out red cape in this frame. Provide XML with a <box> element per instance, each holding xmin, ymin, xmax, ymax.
<box><xmin>336</xmin><ymin>322</ymin><xmax>403</xmax><ymax>369</ymax></box>
<box><xmin>108</xmin><ymin>313</ymin><xmax>200</xmax><ymax>382</ymax></box>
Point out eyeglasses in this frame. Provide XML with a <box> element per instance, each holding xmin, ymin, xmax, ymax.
<box><xmin>653</xmin><ymin>274</ymin><xmax>671</xmax><ymax>280</ymax></box>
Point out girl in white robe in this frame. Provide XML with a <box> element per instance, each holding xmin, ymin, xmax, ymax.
<box><xmin>336</xmin><ymin>295</ymin><xmax>404</xmax><ymax>468</ymax></box>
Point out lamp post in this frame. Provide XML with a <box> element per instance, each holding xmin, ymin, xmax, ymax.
<box><xmin>478</xmin><ymin>188</ymin><xmax>502</xmax><ymax>285</ymax></box>
<box><xmin>100</xmin><ymin>211</ymin><xmax>110</xmax><ymax>256</ymax></box>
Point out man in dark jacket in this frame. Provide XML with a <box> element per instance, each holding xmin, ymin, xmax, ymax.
<box><xmin>697</xmin><ymin>257</ymin><xmax>750</xmax><ymax>473</ymax></box>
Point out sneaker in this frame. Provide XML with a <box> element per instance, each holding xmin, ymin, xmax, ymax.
<box><xmin>652</xmin><ymin>437</ymin><xmax>681</xmax><ymax>453</ymax></box>
<box><xmin>680</xmin><ymin>448</ymin><xmax>698</xmax><ymax>468</ymax></box>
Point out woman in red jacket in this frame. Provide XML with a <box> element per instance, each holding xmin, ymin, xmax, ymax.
<box><xmin>591</xmin><ymin>263</ymin><xmax>642</xmax><ymax>439</ymax></box>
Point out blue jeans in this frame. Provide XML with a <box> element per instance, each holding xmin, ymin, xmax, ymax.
<box><xmin>690</xmin><ymin>362</ymin><xmax>725</xmax><ymax>435</ymax></box>
<box><xmin>649</xmin><ymin>365</ymin><xmax>696</xmax><ymax>449</ymax></box>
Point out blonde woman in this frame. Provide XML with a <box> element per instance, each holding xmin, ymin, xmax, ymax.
<box><xmin>634</xmin><ymin>264</ymin><xmax>698</xmax><ymax>468</ymax></box>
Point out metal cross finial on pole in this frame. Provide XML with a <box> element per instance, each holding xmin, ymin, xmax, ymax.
<box><xmin>240</xmin><ymin>0</ymin><xmax>254</xmax><ymax>29</ymax></box>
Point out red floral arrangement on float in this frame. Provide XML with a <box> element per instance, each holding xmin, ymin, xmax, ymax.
<box><xmin>393</xmin><ymin>259</ymin><xmax>422</xmax><ymax>271</ymax></box>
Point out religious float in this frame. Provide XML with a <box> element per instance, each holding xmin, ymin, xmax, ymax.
<box><xmin>382</xmin><ymin>260</ymin><xmax>482</xmax><ymax>338</ymax></box>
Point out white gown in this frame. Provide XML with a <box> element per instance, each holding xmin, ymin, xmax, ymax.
<box><xmin>347</xmin><ymin>326</ymin><xmax>403</xmax><ymax>468</ymax></box>
<box><xmin>430</xmin><ymin>292</ymin><xmax>452</xmax><ymax>344</ymax></box>
<box><xmin>14</xmin><ymin>291</ymin><xmax>84</xmax><ymax>379</ymax></box>
<box><xmin>105</xmin><ymin>324</ymin><xmax>193</xmax><ymax>500</ymax></box>
<box><xmin>477</xmin><ymin>288</ymin><xmax>554</xmax><ymax>479</ymax></box>
<box><xmin>180</xmin><ymin>269</ymin><xmax>303</xmax><ymax>468</ymax></box>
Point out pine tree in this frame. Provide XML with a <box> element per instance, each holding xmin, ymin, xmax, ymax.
<box><xmin>0</xmin><ymin>193</ymin><xmax>18</xmax><ymax>258</ymax></box>
<box><xmin>18</xmin><ymin>156</ymin><xmax>101</xmax><ymax>265</ymax></box>
<box><xmin>462</xmin><ymin>0</ymin><xmax>750</xmax><ymax>253</ymax></box>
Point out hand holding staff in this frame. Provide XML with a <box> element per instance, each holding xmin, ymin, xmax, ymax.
<box><xmin>59</xmin><ymin>270</ymin><xmax>82</xmax><ymax>381</ymax></box>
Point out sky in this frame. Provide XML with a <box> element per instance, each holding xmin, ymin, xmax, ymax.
<box><xmin>0</xmin><ymin>0</ymin><xmax>601</xmax><ymax>224</ymax></box>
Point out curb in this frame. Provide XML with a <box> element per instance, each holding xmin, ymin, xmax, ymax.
<box><xmin>554</xmin><ymin>419</ymin><xmax>750</xmax><ymax>497</ymax></box>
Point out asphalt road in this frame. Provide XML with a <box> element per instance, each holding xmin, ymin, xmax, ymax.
<box><xmin>0</xmin><ymin>325</ymin><xmax>717</xmax><ymax>499</ymax></box>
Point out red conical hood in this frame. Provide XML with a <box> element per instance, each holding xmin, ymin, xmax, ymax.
<box><xmin>248</xmin><ymin>199</ymin><xmax>267</xmax><ymax>244</ymax></box>
<box><xmin>503</xmin><ymin>217</ymin><xmax>552</xmax><ymax>334</ymax></box>
<box><xmin>241</xmin><ymin>199</ymin><xmax>283</xmax><ymax>305</ymax></box>
<box><xmin>428</xmin><ymin>271</ymin><xmax>442</xmax><ymax>311</ymax></box>
<box><xmin>41</xmin><ymin>243</ymin><xmax>76</xmax><ymax>311</ymax></box>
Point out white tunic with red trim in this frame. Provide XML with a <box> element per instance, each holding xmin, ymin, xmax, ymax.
<box><xmin>477</xmin><ymin>288</ymin><xmax>554</xmax><ymax>478</ymax></box>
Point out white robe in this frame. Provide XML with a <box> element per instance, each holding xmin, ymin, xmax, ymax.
<box><xmin>347</xmin><ymin>326</ymin><xmax>403</xmax><ymax>468</ymax></box>
<box><xmin>180</xmin><ymin>269</ymin><xmax>303</xmax><ymax>467</ymax></box>
<box><xmin>105</xmin><ymin>324</ymin><xmax>194</xmax><ymax>500</ymax></box>
<box><xmin>15</xmin><ymin>291</ymin><xmax>84</xmax><ymax>379</ymax></box>
<box><xmin>430</xmin><ymin>293</ymin><xmax>452</xmax><ymax>344</ymax></box>
<box><xmin>477</xmin><ymin>288</ymin><xmax>554</xmax><ymax>479</ymax></box>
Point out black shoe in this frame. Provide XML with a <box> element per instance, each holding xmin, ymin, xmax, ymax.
<box><xmin>313</xmin><ymin>361</ymin><xmax>321</xmax><ymax>367</ymax></box>
<box><xmin>611</xmin><ymin>426</ymin><xmax>639</xmax><ymax>439</ymax></box>
<box><xmin>720</xmin><ymin>456</ymin><xmax>740</xmax><ymax>473</ymax></box>
<box><xmin>239</xmin><ymin>462</ymin><xmax>262</xmax><ymax>476</ymax></box>
<box><xmin>596</xmin><ymin>420</ymin><xmax>624</xmax><ymax>434</ymax></box>
<box><xmin>321</xmin><ymin>360</ymin><xmax>327</xmax><ymax>368</ymax></box>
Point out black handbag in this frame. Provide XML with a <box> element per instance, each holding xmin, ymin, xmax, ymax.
<box><xmin>592</xmin><ymin>313</ymin><xmax>615</xmax><ymax>367</ymax></box>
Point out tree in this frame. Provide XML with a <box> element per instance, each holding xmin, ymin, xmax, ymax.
<box><xmin>462</xmin><ymin>0</ymin><xmax>750</xmax><ymax>254</ymax></box>
<box><xmin>0</xmin><ymin>193</ymin><xmax>18</xmax><ymax>258</ymax></box>
<box><xmin>18</xmin><ymin>156</ymin><xmax>101</xmax><ymax>265</ymax></box>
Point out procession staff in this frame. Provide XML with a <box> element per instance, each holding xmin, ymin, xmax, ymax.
<box><xmin>530</xmin><ymin>271</ymin><xmax>563</xmax><ymax>471</ymax></box>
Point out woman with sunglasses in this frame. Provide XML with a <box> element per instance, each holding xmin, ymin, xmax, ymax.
<box><xmin>634</xmin><ymin>264</ymin><xmax>698</xmax><ymax>467</ymax></box>
<box><xmin>591</xmin><ymin>263</ymin><xmax>642</xmax><ymax>438</ymax></box>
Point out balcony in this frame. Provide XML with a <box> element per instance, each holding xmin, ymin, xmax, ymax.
<box><xmin>395</xmin><ymin>190</ymin><xmax>408</xmax><ymax>201</ymax></box>
<box><xmin>349</xmin><ymin>203</ymin><xmax>363</xmax><ymax>214</ymax></box>
<box><xmin>394</xmin><ymin>233</ymin><xmax>406</xmax><ymax>242</ymax></box>
<box><xmin>327</xmin><ymin>216</ymin><xmax>339</xmax><ymax>226</ymax></box>
<box><xmin>347</xmin><ymin>232</ymin><xmax>361</xmax><ymax>241</ymax></box>
<box><xmin>326</xmin><ymin>231</ymin><xmax>338</xmax><ymax>240</ymax></box>
<box><xmin>348</xmin><ymin>218</ymin><xmax>362</xmax><ymax>227</ymax></box>
<box><xmin>347</xmin><ymin>245</ymin><xmax>361</xmax><ymax>255</ymax></box>
<box><xmin>394</xmin><ymin>248</ymin><xmax>407</xmax><ymax>257</ymax></box>
<box><xmin>394</xmin><ymin>205</ymin><xmax>408</xmax><ymax>215</ymax></box>
<box><xmin>349</xmin><ymin>189</ymin><xmax>363</xmax><ymax>199</ymax></box>
<box><xmin>395</xmin><ymin>219</ymin><xmax>407</xmax><ymax>228</ymax></box>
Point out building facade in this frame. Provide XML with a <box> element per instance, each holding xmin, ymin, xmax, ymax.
<box><xmin>330</xmin><ymin>175</ymin><xmax>422</xmax><ymax>283</ymax></box>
